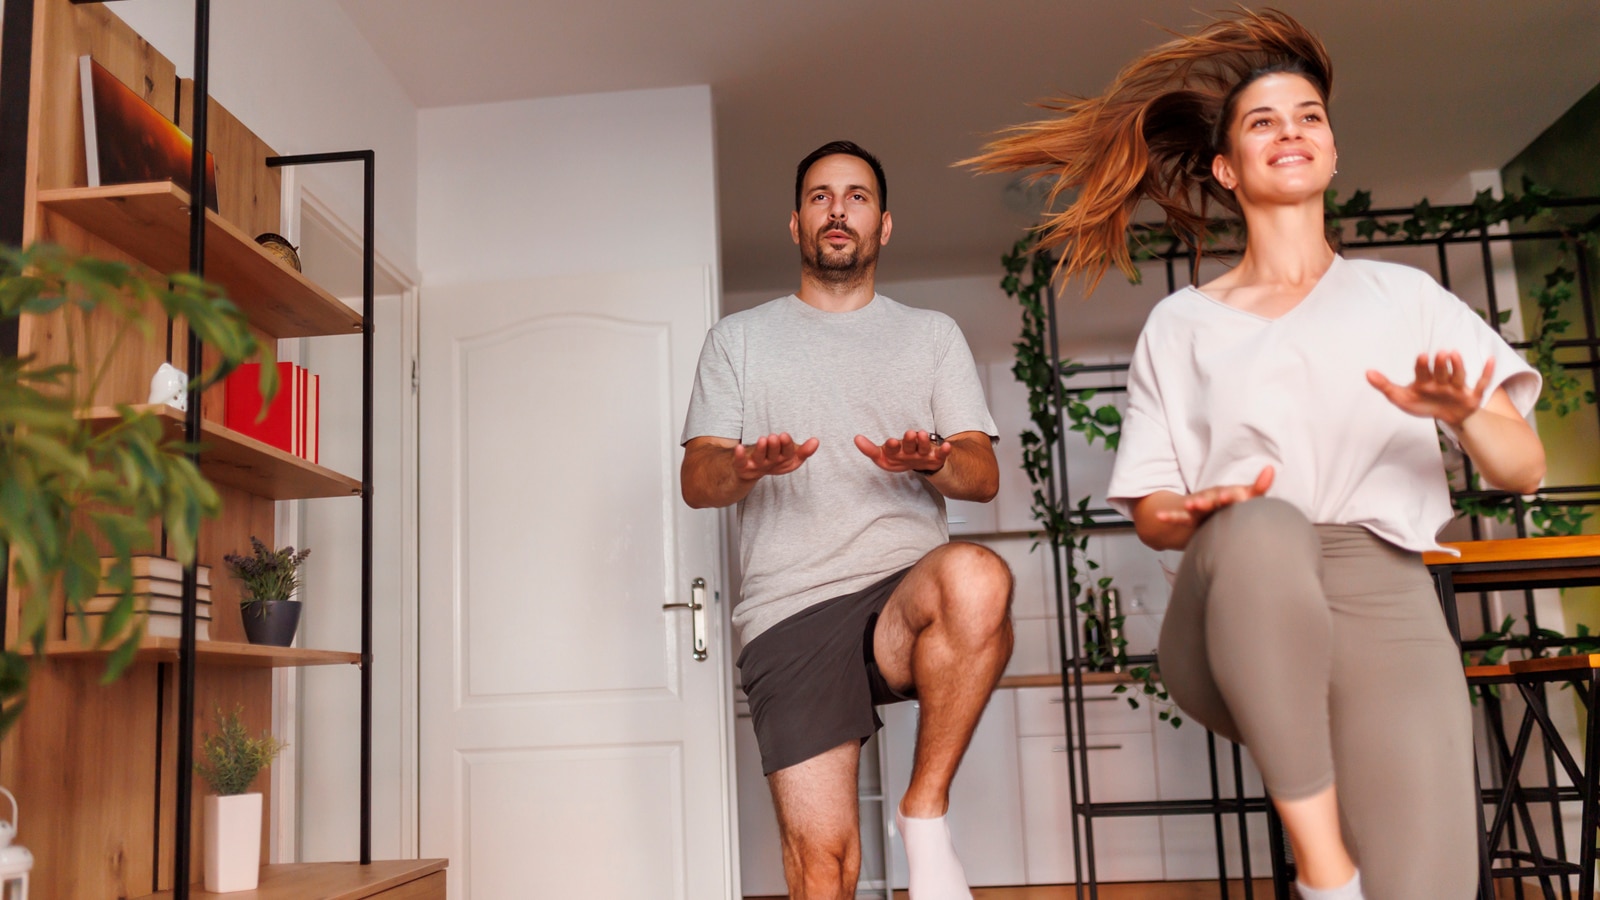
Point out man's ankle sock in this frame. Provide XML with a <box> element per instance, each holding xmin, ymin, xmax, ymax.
<box><xmin>895</xmin><ymin>808</ymin><xmax>972</xmax><ymax>900</ymax></box>
<box><xmin>1296</xmin><ymin>870</ymin><xmax>1363</xmax><ymax>900</ymax></box>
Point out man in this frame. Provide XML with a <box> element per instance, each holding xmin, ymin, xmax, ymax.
<box><xmin>680</xmin><ymin>140</ymin><xmax>1014</xmax><ymax>900</ymax></box>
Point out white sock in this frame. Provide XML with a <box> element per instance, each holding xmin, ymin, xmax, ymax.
<box><xmin>896</xmin><ymin>808</ymin><xmax>972</xmax><ymax>900</ymax></box>
<box><xmin>1296</xmin><ymin>870</ymin><xmax>1363</xmax><ymax>900</ymax></box>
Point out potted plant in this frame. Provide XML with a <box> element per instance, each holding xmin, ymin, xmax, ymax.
<box><xmin>195</xmin><ymin>705</ymin><xmax>284</xmax><ymax>893</ymax></box>
<box><xmin>0</xmin><ymin>244</ymin><xmax>272</xmax><ymax>737</ymax></box>
<box><xmin>223</xmin><ymin>537</ymin><xmax>310</xmax><ymax>646</ymax></box>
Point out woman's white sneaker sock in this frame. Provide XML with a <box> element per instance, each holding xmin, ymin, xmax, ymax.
<box><xmin>1296</xmin><ymin>870</ymin><xmax>1364</xmax><ymax>900</ymax></box>
<box><xmin>895</xmin><ymin>809</ymin><xmax>972</xmax><ymax>900</ymax></box>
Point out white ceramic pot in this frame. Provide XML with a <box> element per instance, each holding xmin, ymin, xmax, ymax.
<box><xmin>203</xmin><ymin>792</ymin><xmax>262</xmax><ymax>892</ymax></box>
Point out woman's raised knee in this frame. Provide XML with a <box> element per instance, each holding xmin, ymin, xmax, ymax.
<box><xmin>1201</xmin><ymin>497</ymin><xmax>1319</xmax><ymax>568</ymax></box>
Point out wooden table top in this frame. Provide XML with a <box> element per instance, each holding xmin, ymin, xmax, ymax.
<box><xmin>1425</xmin><ymin>534</ymin><xmax>1600</xmax><ymax>568</ymax></box>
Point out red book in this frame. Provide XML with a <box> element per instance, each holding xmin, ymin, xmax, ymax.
<box><xmin>295</xmin><ymin>365</ymin><xmax>307</xmax><ymax>459</ymax></box>
<box><xmin>306</xmin><ymin>372</ymin><xmax>320</xmax><ymax>464</ymax></box>
<box><xmin>224</xmin><ymin>362</ymin><xmax>297</xmax><ymax>454</ymax></box>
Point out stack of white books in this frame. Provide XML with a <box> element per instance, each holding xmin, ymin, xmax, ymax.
<box><xmin>66</xmin><ymin>556</ymin><xmax>216</xmax><ymax>641</ymax></box>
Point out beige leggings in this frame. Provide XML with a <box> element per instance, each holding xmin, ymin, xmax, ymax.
<box><xmin>1161</xmin><ymin>497</ymin><xmax>1477</xmax><ymax>899</ymax></box>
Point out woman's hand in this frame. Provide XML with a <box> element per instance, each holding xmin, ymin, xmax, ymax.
<box><xmin>1366</xmin><ymin>351</ymin><xmax>1492</xmax><ymax>428</ymax></box>
<box><xmin>1156</xmin><ymin>465</ymin><xmax>1276</xmax><ymax>526</ymax></box>
<box><xmin>1132</xmin><ymin>465</ymin><xmax>1275</xmax><ymax>551</ymax></box>
<box><xmin>1367</xmin><ymin>351</ymin><xmax>1546</xmax><ymax>494</ymax></box>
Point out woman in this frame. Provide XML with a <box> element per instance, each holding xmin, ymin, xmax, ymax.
<box><xmin>969</xmin><ymin>10</ymin><xmax>1545</xmax><ymax>899</ymax></box>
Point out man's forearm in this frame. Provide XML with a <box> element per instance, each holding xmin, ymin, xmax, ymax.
<box><xmin>681</xmin><ymin>444</ymin><xmax>756</xmax><ymax>509</ymax></box>
<box><xmin>923</xmin><ymin>434</ymin><xmax>999</xmax><ymax>503</ymax></box>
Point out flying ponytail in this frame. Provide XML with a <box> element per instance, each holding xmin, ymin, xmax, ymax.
<box><xmin>965</xmin><ymin>8</ymin><xmax>1332</xmax><ymax>293</ymax></box>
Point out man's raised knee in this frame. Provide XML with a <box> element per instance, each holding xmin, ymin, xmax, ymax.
<box><xmin>934</xmin><ymin>541</ymin><xmax>1013</xmax><ymax>629</ymax></box>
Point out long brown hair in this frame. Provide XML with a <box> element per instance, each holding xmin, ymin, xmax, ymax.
<box><xmin>966</xmin><ymin>8</ymin><xmax>1332</xmax><ymax>292</ymax></box>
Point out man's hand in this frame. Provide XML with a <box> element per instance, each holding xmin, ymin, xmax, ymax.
<box><xmin>853</xmin><ymin>430</ymin><xmax>951</xmax><ymax>474</ymax></box>
<box><xmin>1367</xmin><ymin>351</ymin><xmax>1492</xmax><ymax>429</ymax></box>
<box><xmin>733</xmin><ymin>433</ymin><xmax>820</xmax><ymax>481</ymax></box>
<box><xmin>853</xmin><ymin>429</ymin><xmax>997</xmax><ymax>502</ymax></box>
<box><xmin>681</xmin><ymin>433</ymin><xmax>818</xmax><ymax>509</ymax></box>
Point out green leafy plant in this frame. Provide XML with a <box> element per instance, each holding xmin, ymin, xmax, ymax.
<box><xmin>195</xmin><ymin>705</ymin><xmax>285</xmax><ymax>795</ymax></box>
<box><xmin>0</xmin><ymin>243</ymin><xmax>273</xmax><ymax>736</ymax></box>
<box><xmin>1002</xmin><ymin>236</ymin><xmax>1175</xmax><ymax>725</ymax></box>
<box><xmin>223</xmin><ymin>536</ymin><xmax>310</xmax><ymax>611</ymax></box>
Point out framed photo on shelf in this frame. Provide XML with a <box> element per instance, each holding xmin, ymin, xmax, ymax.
<box><xmin>79</xmin><ymin>54</ymin><xmax>219</xmax><ymax>211</ymax></box>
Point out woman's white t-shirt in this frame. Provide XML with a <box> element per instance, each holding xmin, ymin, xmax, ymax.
<box><xmin>1105</xmin><ymin>255</ymin><xmax>1541</xmax><ymax>556</ymax></box>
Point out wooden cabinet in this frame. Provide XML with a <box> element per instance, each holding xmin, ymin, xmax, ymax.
<box><xmin>1155</xmin><ymin>712</ymin><xmax>1273</xmax><ymax>881</ymax></box>
<box><xmin>883</xmin><ymin>692</ymin><xmax>1027</xmax><ymax>889</ymax></box>
<box><xmin>733</xmin><ymin>711</ymin><xmax>788</xmax><ymax>896</ymax></box>
<box><xmin>1014</xmin><ymin>685</ymin><xmax>1165</xmax><ymax>884</ymax></box>
<box><xmin>0</xmin><ymin>1</ymin><xmax>441</xmax><ymax>896</ymax></box>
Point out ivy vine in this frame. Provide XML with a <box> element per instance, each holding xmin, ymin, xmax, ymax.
<box><xmin>1003</xmin><ymin>235</ymin><xmax>1178</xmax><ymax>725</ymax></box>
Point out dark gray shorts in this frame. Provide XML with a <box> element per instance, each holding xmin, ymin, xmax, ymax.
<box><xmin>737</xmin><ymin>567</ymin><xmax>917</xmax><ymax>775</ymax></box>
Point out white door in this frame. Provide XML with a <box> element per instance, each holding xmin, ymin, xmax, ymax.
<box><xmin>418</xmin><ymin>265</ymin><xmax>732</xmax><ymax>899</ymax></box>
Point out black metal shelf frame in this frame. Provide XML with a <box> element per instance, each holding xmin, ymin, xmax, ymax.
<box><xmin>0</xmin><ymin>3</ymin><xmax>379</xmax><ymax>897</ymax></box>
<box><xmin>1043</xmin><ymin>198</ymin><xmax>1600</xmax><ymax>900</ymax></box>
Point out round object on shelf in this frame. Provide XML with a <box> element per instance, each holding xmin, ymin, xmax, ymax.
<box><xmin>255</xmin><ymin>232</ymin><xmax>302</xmax><ymax>272</ymax></box>
<box><xmin>241</xmin><ymin>598</ymin><xmax>302</xmax><ymax>646</ymax></box>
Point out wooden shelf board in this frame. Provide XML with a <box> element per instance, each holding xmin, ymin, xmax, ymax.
<box><xmin>38</xmin><ymin>182</ymin><xmax>363</xmax><ymax>339</ymax></box>
<box><xmin>44</xmin><ymin>637</ymin><xmax>360</xmax><ymax>668</ymax></box>
<box><xmin>84</xmin><ymin>405</ymin><xmax>361</xmax><ymax>500</ymax></box>
<box><xmin>998</xmin><ymin>671</ymin><xmax>1134</xmax><ymax>689</ymax></box>
<box><xmin>138</xmin><ymin>860</ymin><xmax>447</xmax><ymax>900</ymax></box>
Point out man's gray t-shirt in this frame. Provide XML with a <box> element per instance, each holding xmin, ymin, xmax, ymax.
<box><xmin>681</xmin><ymin>293</ymin><xmax>998</xmax><ymax>645</ymax></box>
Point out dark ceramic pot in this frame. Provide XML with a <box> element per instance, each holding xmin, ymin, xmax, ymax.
<box><xmin>241</xmin><ymin>598</ymin><xmax>302</xmax><ymax>646</ymax></box>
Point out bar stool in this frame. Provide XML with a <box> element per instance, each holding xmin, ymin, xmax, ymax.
<box><xmin>1428</xmin><ymin>536</ymin><xmax>1600</xmax><ymax>900</ymax></box>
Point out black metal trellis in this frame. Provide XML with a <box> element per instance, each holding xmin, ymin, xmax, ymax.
<box><xmin>1045</xmin><ymin>197</ymin><xmax>1600</xmax><ymax>899</ymax></box>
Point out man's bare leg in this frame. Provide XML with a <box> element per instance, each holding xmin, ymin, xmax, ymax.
<box><xmin>873</xmin><ymin>541</ymin><xmax>1013</xmax><ymax>896</ymax></box>
<box><xmin>768</xmin><ymin>741</ymin><xmax>864</xmax><ymax>900</ymax></box>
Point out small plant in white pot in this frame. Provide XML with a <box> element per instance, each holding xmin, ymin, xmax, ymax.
<box><xmin>196</xmin><ymin>706</ymin><xmax>284</xmax><ymax>892</ymax></box>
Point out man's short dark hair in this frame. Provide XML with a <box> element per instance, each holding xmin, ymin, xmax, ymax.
<box><xmin>794</xmin><ymin>141</ymin><xmax>887</xmax><ymax>212</ymax></box>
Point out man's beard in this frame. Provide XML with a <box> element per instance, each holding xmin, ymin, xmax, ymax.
<box><xmin>800</xmin><ymin>221</ymin><xmax>880</xmax><ymax>286</ymax></box>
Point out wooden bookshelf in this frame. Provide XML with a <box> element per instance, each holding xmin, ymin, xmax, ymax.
<box><xmin>42</xmin><ymin>637</ymin><xmax>360</xmax><ymax>668</ymax></box>
<box><xmin>83</xmin><ymin>404</ymin><xmax>360</xmax><ymax>500</ymax></box>
<box><xmin>37</xmin><ymin>182</ymin><xmax>363</xmax><ymax>339</ymax></box>
<box><xmin>138</xmin><ymin>860</ymin><xmax>447</xmax><ymax>899</ymax></box>
<box><xmin>3</xmin><ymin>4</ymin><xmax>404</xmax><ymax>896</ymax></box>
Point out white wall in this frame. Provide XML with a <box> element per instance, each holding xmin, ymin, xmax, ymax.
<box><xmin>103</xmin><ymin>0</ymin><xmax>420</xmax><ymax>265</ymax></box>
<box><xmin>418</xmin><ymin>85</ymin><xmax>720</xmax><ymax>283</ymax></box>
<box><xmin>729</xmin><ymin>265</ymin><xmax>1172</xmax><ymax>368</ymax></box>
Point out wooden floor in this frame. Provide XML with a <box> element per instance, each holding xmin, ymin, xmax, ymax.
<box><xmin>750</xmin><ymin>882</ymin><xmax>1273</xmax><ymax>900</ymax></box>
<box><xmin>754</xmin><ymin>881</ymin><xmax>1561</xmax><ymax>899</ymax></box>
<box><xmin>963</xmin><ymin>883</ymin><xmax>1275</xmax><ymax>899</ymax></box>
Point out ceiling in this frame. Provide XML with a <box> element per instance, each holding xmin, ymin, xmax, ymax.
<box><xmin>336</xmin><ymin>0</ymin><xmax>1600</xmax><ymax>295</ymax></box>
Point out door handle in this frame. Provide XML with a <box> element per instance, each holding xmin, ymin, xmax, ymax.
<box><xmin>662</xmin><ymin>577</ymin><xmax>708</xmax><ymax>661</ymax></box>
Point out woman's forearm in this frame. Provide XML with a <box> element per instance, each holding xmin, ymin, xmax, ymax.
<box><xmin>1132</xmin><ymin>491</ymin><xmax>1197</xmax><ymax>551</ymax></box>
<box><xmin>1456</xmin><ymin>406</ymin><xmax>1545</xmax><ymax>495</ymax></box>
